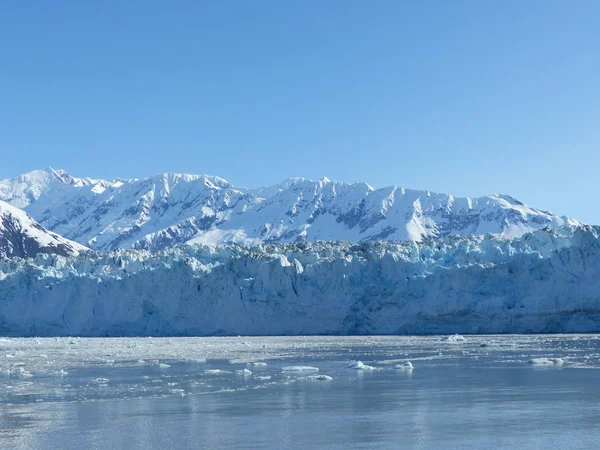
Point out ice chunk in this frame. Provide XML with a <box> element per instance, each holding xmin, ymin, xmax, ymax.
<box><xmin>159</xmin><ymin>363</ymin><xmax>171</xmax><ymax>368</ymax></box>
<box><xmin>13</xmin><ymin>367</ymin><xmax>33</xmax><ymax>377</ymax></box>
<box><xmin>186</xmin><ymin>358</ymin><xmax>207</xmax><ymax>364</ymax></box>
<box><xmin>441</xmin><ymin>334</ymin><xmax>466</xmax><ymax>343</ymax></box>
<box><xmin>281</xmin><ymin>366</ymin><xmax>319</xmax><ymax>372</ymax></box>
<box><xmin>528</xmin><ymin>358</ymin><xmax>564</xmax><ymax>366</ymax></box>
<box><xmin>305</xmin><ymin>374</ymin><xmax>333</xmax><ymax>381</ymax></box>
<box><xmin>254</xmin><ymin>375</ymin><xmax>272</xmax><ymax>380</ymax></box>
<box><xmin>346</xmin><ymin>361</ymin><xmax>376</xmax><ymax>370</ymax></box>
<box><xmin>235</xmin><ymin>368</ymin><xmax>252</xmax><ymax>376</ymax></box>
<box><xmin>204</xmin><ymin>369</ymin><xmax>226</xmax><ymax>375</ymax></box>
<box><xmin>395</xmin><ymin>361</ymin><xmax>413</xmax><ymax>370</ymax></box>
<box><xmin>247</xmin><ymin>362</ymin><xmax>267</xmax><ymax>367</ymax></box>
<box><xmin>92</xmin><ymin>377</ymin><xmax>109</xmax><ymax>384</ymax></box>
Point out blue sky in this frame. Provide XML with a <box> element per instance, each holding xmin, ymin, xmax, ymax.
<box><xmin>1</xmin><ymin>1</ymin><xmax>599</xmax><ymax>223</ymax></box>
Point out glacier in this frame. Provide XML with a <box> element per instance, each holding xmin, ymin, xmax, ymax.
<box><xmin>1</xmin><ymin>226</ymin><xmax>599</xmax><ymax>336</ymax></box>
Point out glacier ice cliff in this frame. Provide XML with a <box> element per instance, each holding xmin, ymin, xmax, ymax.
<box><xmin>0</xmin><ymin>226</ymin><xmax>599</xmax><ymax>336</ymax></box>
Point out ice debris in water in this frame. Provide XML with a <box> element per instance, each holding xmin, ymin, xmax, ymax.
<box><xmin>281</xmin><ymin>366</ymin><xmax>319</xmax><ymax>372</ymax></box>
<box><xmin>480</xmin><ymin>341</ymin><xmax>517</xmax><ymax>348</ymax></box>
<box><xmin>92</xmin><ymin>377</ymin><xmax>109</xmax><ymax>384</ymax></box>
<box><xmin>247</xmin><ymin>362</ymin><xmax>267</xmax><ymax>367</ymax></box>
<box><xmin>204</xmin><ymin>369</ymin><xmax>226</xmax><ymax>375</ymax></box>
<box><xmin>395</xmin><ymin>361</ymin><xmax>413</xmax><ymax>370</ymax></box>
<box><xmin>529</xmin><ymin>358</ymin><xmax>565</xmax><ymax>366</ymax></box>
<box><xmin>235</xmin><ymin>368</ymin><xmax>252</xmax><ymax>376</ymax></box>
<box><xmin>13</xmin><ymin>367</ymin><xmax>33</xmax><ymax>377</ymax></box>
<box><xmin>159</xmin><ymin>363</ymin><xmax>171</xmax><ymax>368</ymax></box>
<box><xmin>441</xmin><ymin>334</ymin><xmax>466</xmax><ymax>343</ymax></box>
<box><xmin>346</xmin><ymin>361</ymin><xmax>376</xmax><ymax>370</ymax></box>
<box><xmin>305</xmin><ymin>374</ymin><xmax>333</xmax><ymax>381</ymax></box>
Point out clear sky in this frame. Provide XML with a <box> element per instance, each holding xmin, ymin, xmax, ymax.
<box><xmin>1</xmin><ymin>1</ymin><xmax>599</xmax><ymax>223</ymax></box>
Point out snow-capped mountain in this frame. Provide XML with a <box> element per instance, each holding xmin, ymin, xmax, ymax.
<box><xmin>1</xmin><ymin>226</ymin><xmax>598</xmax><ymax>336</ymax></box>
<box><xmin>0</xmin><ymin>168</ymin><xmax>581</xmax><ymax>251</ymax></box>
<box><xmin>0</xmin><ymin>200</ymin><xmax>87</xmax><ymax>258</ymax></box>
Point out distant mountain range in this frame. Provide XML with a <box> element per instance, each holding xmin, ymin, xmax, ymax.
<box><xmin>0</xmin><ymin>168</ymin><xmax>581</xmax><ymax>253</ymax></box>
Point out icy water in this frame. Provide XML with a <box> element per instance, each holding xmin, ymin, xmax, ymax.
<box><xmin>1</xmin><ymin>335</ymin><xmax>599</xmax><ymax>449</ymax></box>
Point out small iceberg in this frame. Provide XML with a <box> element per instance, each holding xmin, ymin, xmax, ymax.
<box><xmin>91</xmin><ymin>377</ymin><xmax>109</xmax><ymax>384</ymax></box>
<box><xmin>346</xmin><ymin>361</ymin><xmax>376</xmax><ymax>371</ymax></box>
<box><xmin>528</xmin><ymin>358</ymin><xmax>564</xmax><ymax>366</ymax></box>
<box><xmin>441</xmin><ymin>334</ymin><xmax>466</xmax><ymax>343</ymax></box>
<box><xmin>247</xmin><ymin>362</ymin><xmax>267</xmax><ymax>367</ymax></box>
<box><xmin>204</xmin><ymin>369</ymin><xmax>226</xmax><ymax>375</ymax></box>
<box><xmin>235</xmin><ymin>368</ymin><xmax>252</xmax><ymax>376</ymax></box>
<box><xmin>305</xmin><ymin>374</ymin><xmax>333</xmax><ymax>381</ymax></box>
<box><xmin>255</xmin><ymin>375</ymin><xmax>272</xmax><ymax>380</ymax></box>
<box><xmin>281</xmin><ymin>366</ymin><xmax>319</xmax><ymax>372</ymax></box>
<box><xmin>395</xmin><ymin>361</ymin><xmax>413</xmax><ymax>370</ymax></box>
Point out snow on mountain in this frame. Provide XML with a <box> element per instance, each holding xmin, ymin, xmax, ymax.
<box><xmin>0</xmin><ymin>200</ymin><xmax>87</xmax><ymax>259</ymax></box>
<box><xmin>0</xmin><ymin>169</ymin><xmax>257</xmax><ymax>251</ymax></box>
<box><xmin>1</xmin><ymin>226</ymin><xmax>598</xmax><ymax>336</ymax></box>
<box><xmin>191</xmin><ymin>178</ymin><xmax>579</xmax><ymax>246</ymax></box>
<box><xmin>0</xmin><ymin>168</ymin><xmax>581</xmax><ymax>251</ymax></box>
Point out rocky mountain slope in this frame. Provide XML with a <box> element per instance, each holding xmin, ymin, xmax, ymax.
<box><xmin>0</xmin><ymin>200</ymin><xmax>87</xmax><ymax>259</ymax></box>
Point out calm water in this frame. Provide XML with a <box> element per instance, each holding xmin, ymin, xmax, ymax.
<box><xmin>1</xmin><ymin>335</ymin><xmax>599</xmax><ymax>449</ymax></box>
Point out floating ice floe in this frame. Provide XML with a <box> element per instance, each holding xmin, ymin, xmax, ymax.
<box><xmin>247</xmin><ymin>362</ymin><xmax>267</xmax><ymax>367</ymax></box>
<box><xmin>305</xmin><ymin>374</ymin><xmax>333</xmax><ymax>381</ymax></box>
<box><xmin>395</xmin><ymin>361</ymin><xmax>413</xmax><ymax>370</ymax></box>
<box><xmin>235</xmin><ymin>369</ymin><xmax>252</xmax><ymax>376</ymax></box>
<box><xmin>159</xmin><ymin>363</ymin><xmax>171</xmax><ymax>368</ymax></box>
<box><xmin>91</xmin><ymin>377</ymin><xmax>109</xmax><ymax>384</ymax></box>
<box><xmin>281</xmin><ymin>366</ymin><xmax>319</xmax><ymax>372</ymax></box>
<box><xmin>12</xmin><ymin>367</ymin><xmax>33</xmax><ymax>377</ymax></box>
<box><xmin>254</xmin><ymin>375</ymin><xmax>272</xmax><ymax>380</ymax></box>
<box><xmin>346</xmin><ymin>361</ymin><xmax>376</xmax><ymax>370</ymax></box>
<box><xmin>204</xmin><ymin>369</ymin><xmax>227</xmax><ymax>375</ymax></box>
<box><xmin>186</xmin><ymin>358</ymin><xmax>207</xmax><ymax>364</ymax></box>
<box><xmin>529</xmin><ymin>358</ymin><xmax>564</xmax><ymax>366</ymax></box>
<box><xmin>441</xmin><ymin>334</ymin><xmax>466</xmax><ymax>343</ymax></box>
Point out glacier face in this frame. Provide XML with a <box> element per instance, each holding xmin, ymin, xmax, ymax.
<box><xmin>0</xmin><ymin>200</ymin><xmax>87</xmax><ymax>259</ymax></box>
<box><xmin>0</xmin><ymin>169</ymin><xmax>580</xmax><ymax>251</ymax></box>
<box><xmin>1</xmin><ymin>226</ymin><xmax>599</xmax><ymax>336</ymax></box>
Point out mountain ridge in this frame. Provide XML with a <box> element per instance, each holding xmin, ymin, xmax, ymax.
<box><xmin>0</xmin><ymin>168</ymin><xmax>581</xmax><ymax>251</ymax></box>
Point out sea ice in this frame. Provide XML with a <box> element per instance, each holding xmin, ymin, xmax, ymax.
<box><xmin>235</xmin><ymin>369</ymin><xmax>252</xmax><ymax>376</ymax></box>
